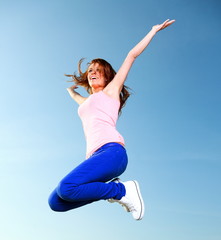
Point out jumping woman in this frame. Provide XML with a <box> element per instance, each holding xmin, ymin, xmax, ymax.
<box><xmin>48</xmin><ymin>19</ymin><xmax>175</xmax><ymax>220</ymax></box>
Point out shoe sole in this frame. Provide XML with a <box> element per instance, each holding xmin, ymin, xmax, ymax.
<box><xmin>133</xmin><ymin>180</ymin><xmax>145</xmax><ymax>220</ymax></box>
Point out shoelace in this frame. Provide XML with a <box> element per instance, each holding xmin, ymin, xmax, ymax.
<box><xmin>123</xmin><ymin>200</ymin><xmax>136</xmax><ymax>212</ymax></box>
<box><xmin>107</xmin><ymin>198</ymin><xmax>130</xmax><ymax>212</ymax></box>
<box><xmin>119</xmin><ymin>202</ymin><xmax>130</xmax><ymax>212</ymax></box>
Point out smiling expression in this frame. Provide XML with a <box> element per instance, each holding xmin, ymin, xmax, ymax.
<box><xmin>87</xmin><ymin>63</ymin><xmax>106</xmax><ymax>91</ymax></box>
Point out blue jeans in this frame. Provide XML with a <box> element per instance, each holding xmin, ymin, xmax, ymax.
<box><xmin>48</xmin><ymin>143</ymin><xmax>128</xmax><ymax>212</ymax></box>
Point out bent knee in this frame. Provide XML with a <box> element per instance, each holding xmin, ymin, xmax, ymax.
<box><xmin>48</xmin><ymin>189</ymin><xmax>68</xmax><ymax>212</ymax></box>
<box><xmin>48</xmin><ymin>197</ymin><xmax>64</xmax><ymax>212</ymax></box>
<box><xmin>57</xmin><ymin>181</ymin><xmax>78</xmax><ymax>201</ymax></box>
<box><xmin>48</xmin><ymin>202</ymin><xmax>61</xmax><ymax>212</ymax></box>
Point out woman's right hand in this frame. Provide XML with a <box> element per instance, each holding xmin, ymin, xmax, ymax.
<box><xmin>67</xmin><ymin>84</ymin><xmax>78</xmax><ymax>91</ymax></box>
<box><xmin>67</xmin><ymin>84</ymin><xmax>86</xmax><ymax>105</ymax></box>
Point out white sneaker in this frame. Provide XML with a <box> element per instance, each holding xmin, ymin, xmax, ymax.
<box><xmin>108</xmin><ymin>179</ymin><xmax>145</xmax><ymax>220</ymax></box>
<box><xmin>107</xmin><ymin>178</ymin><xmax>130</xmax><ymax>212</ymax></box>
<box><xmin>120</xmin><ymin>180</ymin><xmax>145</xmax><ymax>220</ymax></box>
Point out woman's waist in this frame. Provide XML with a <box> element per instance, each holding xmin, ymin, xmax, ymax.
<box><xmin>88</xmin><ymin>141</ymin><xmax>126</xmax><ymax>159</ymax></box>
<box><xmin>85</xmin><ymin>127</ymin><xmax>124</xmax><ymax>142</ymax></box>
<box><xmin>86</xmin><ymin>138</ymin><xmax>125</xmax><ymax>159</ymax></box>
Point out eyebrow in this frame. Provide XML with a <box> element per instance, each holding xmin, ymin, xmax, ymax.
<box><xmin>88</xmin><ymin>66</ymin><xmax>101</xmax><ymax>70</ymax></box>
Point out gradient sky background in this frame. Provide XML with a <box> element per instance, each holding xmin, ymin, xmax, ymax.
<box><xmin>1</xmin><ymin>0</ymin><xmax>221</xmax><ymax>239</ymax></box>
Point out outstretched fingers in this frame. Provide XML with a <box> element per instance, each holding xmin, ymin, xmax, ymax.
<box><xmin>162</xmin><ymin>19</ymin><xmax>176</xmax><ymax>29</ymax></box>
<box><xmin>153</xmin><ymin>19</ymin><xmax>175</xmax><ymax>32</ymax></box>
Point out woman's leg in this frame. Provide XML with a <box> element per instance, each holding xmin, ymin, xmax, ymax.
<box><xmin>48</xmin><ymin>143</ymin><xmax>128</xmax><ymax>212</ymax></box>
<box><xmin>48</xmin><ymin>189</ymin><xmax>95</xmax><ymax>211</ymax></box>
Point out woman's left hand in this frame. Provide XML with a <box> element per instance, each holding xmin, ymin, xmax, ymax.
<box><xmin>152</xmin><ymin>19</ymin><xmax>175</xmax><ymax>33</ymax></box>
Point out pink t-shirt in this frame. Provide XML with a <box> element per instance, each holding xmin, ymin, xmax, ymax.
<box><xmin>78</xmin><ymin>91</ymin><xmax>125</xmax><ymax>158</ymax></box>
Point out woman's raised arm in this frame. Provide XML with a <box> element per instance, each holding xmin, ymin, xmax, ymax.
<box><xmin>105</xmin><ymin>19</ymin><xmax>175</xmax><ymax>96</ymax></box>
<box><xmin>67</xmin><ymin>84</ymin><xmax>87</xmax><ymax>105</ymax></box>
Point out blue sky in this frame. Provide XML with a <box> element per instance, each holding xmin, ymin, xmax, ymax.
<box><xmin>0</xmin><ymin>0</ymin><xmax>221</xmax><ymax>239</ymax></box>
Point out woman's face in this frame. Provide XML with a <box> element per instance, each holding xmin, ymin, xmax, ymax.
<box><xmin>87</xmin><ymin>63</ymin><xmax>106</xmax><ymax>91</ymax></box>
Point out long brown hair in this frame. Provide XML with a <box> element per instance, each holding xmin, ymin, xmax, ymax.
<box><xmin>66</xmin><ymin>58</ymin><xmax>131</xmax><ymax>114</ymax></box>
